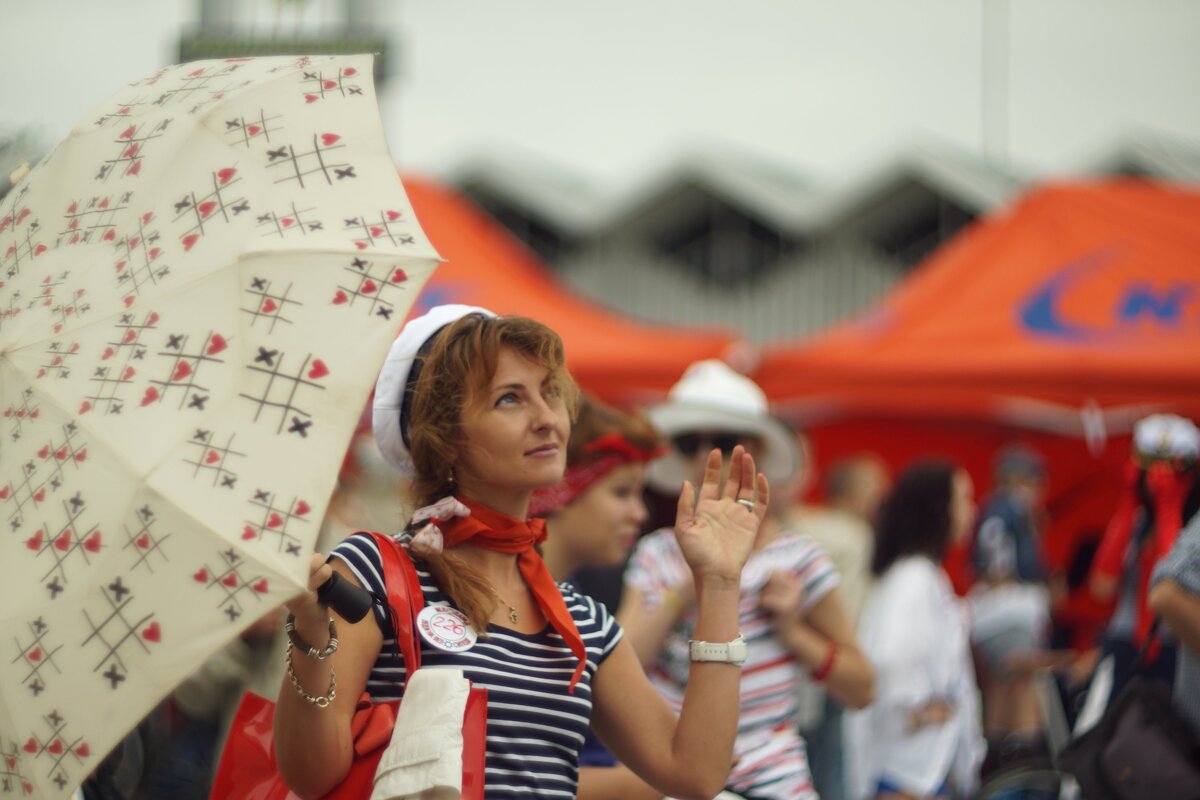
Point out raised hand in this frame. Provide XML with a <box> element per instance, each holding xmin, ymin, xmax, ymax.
<box><xmin>673</xmin><ymin>445</ymin><xmax>769</xmax><ymax>584</ymax></box>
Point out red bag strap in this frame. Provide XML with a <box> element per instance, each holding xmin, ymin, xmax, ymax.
<box><xmin>366</xmin><ymin>531</ymin><xmax>425</xmax><ymax>672</ymax></box>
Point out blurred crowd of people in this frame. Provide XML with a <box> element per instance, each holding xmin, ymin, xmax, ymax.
<box><xmin>80</xmin><ymin>335</ymin><xmax>1200</xmax><ymax>800</ymax></box>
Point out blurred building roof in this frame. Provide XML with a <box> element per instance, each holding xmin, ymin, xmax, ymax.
<box><xmin>597</xmin><ymin>149</ymin><xmax>821</xmax><ymax>238</ymax></box>
<box><xmin>447</xmin><ymin>138</ymin><xmax>1038</xmax><ymax>250</ymax></box>
<box><xmin>447</xmin><ymin>132</ymin><xmax>1200</xmax><ymax>253</ymax></box>
<box><xmin>440</xmin><ymin>130</ymin><xmax>1200</xmax><ymax>342</ymax></box>
<box><xmin>813</xmin><ymin>141</ymin><xmax>1028</xmax><ymax>234</ymax></box>
<box><xmin>449</xmin><ymin>153</ymin><xmax>610</xmax><ymax>237</ymax></box>
<box><xmin>1077</xmin><ymin>130</ymin><xmax>1200</xmax><ymax>183</ymax></box>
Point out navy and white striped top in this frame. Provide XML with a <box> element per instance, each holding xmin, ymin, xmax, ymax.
<box><xmin>331</xmin><ymin>533</ymin><xmax>623</xmax><ymax>798</ymax></box>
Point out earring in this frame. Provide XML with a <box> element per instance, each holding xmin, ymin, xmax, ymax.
<box><xmin>448</xmin><ymin>466</ymin><xmax>456</xmax><ymax>484</ymax></box>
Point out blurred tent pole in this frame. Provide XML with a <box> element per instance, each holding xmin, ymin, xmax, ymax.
<box><xmin>982</xmin><ymin>0</ymin><xmax>1011</xmax><ymax>169</ymax></box>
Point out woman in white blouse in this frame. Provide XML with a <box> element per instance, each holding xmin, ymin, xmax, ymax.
<box><xmin>845</xmin><ymin>460</ymin><xmax>986</xmax><ymax>800</ymax></box>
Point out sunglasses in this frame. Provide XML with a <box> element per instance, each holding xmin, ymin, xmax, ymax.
<box><xmin>672</xmin><ymin>432</ymin><xmax>747</xmax><ymax>458</ymax></box>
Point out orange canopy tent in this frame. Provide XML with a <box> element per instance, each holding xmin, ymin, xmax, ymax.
<box><xmin>401</xmin><ymin>176</ymin><xmax>738</xmax><ymax>404</ymax></box>
<box><xmin>755</xmin><ymin>181</ymin><xmax>1200</xmax><ymax>590</ymax></box>
<box><xmin>757</xmin><ymin>180</ymin><xmax>1200</xmax><ymax>424</ymax></box>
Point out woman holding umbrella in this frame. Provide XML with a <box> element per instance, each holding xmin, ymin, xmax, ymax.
<box><xmin>274</xmin><ymin>305</ymin><xmax>767</xmax><ymax>799</ymax></box>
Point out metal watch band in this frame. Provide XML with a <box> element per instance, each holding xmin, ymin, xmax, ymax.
<box><xmin>689</xmin><ymin>634</ymin><xmax>748</xmax><ymax>665</ymax></box>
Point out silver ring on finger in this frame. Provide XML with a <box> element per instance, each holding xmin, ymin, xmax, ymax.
<box><xmin>736</xmin><ymin>498</ymin><xmax>755</xmax><ymax>512</ymax></box>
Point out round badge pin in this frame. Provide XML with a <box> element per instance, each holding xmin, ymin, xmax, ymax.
<box><xmin>416</xmin><ymin>604</ymin><xmax>478</xmax><ymax>652</ymax></box>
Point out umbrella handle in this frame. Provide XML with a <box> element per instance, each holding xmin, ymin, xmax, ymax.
<box><xmin>317</xmin><ymin>572</ymin><xmax>374</xmax><ymax>623</ymax></box>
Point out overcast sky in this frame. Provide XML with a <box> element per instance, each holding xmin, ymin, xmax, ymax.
<box><xmin>5</xmin><ymin>0</ymin><xmax>1200</xmax><ymax>192</ymax></box>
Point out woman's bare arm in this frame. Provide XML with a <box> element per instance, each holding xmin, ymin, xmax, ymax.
<box><xmin>577</xmin><ymin>764</ymin><xmax>663</xmax><ymax>800</ymax></box>
<box><xmin>591</xmin><ymin>586</ymin><xmax>741</xmax><ymax>800</ymax></box>
<box><xmin>592</xmin><ymin>447</ymin><xmax>765</xmax><ymax>800</ymax></box>
<box><xmin>274</xmin><ymin>557</ymin><xmax>383</xmax><ymax>799</ymax></box>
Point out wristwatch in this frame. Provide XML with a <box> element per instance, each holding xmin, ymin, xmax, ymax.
<box><xmin>689</xmin><ymin>634</ymin><xmax>748</xmax><ymax>666</ymax></box>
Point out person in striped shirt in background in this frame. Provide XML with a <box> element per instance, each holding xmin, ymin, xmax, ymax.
<box><xmin>621</xmin><ymin>360</ymin><xmax>876</xmax><ymax>800</ymax></box>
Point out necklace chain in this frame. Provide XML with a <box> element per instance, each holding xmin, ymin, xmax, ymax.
<box><xmin>490</xmin><ymin>585</ymin><xmax>519</xmax><ymax>624</ymax></box>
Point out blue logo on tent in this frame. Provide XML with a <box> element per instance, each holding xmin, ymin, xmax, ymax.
<box><xmin>1018</xmin><ymin>247</ymin><xmax>1196</xmax><ymax>341</ymax></box>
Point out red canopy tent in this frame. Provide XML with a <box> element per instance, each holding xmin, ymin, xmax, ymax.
<box><xmin>755</xmin><ymin>181</ymin><xmax>1200</xmax><ymax>589</ymax></box>
<box><xmin>401</xmin><ymin>176</ymin><xmax>738</xmax><ymax>404</ymax></box>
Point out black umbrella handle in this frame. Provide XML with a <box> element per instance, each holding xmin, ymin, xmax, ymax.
<box><xmin>316</xmin><ymin>572</ymin><xmax>373</xmax><ymax>623</ymax></box>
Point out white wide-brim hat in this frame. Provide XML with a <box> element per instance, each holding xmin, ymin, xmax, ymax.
<box><xmin>1134</xmin><ymin>413</ymin><xmax>1200</xmax><ymax>461</ymax></box>
<box><xmin>373</xmin><ymin>304</ymin><xmax>497</xmax><ymax>477</ymax></box>
<box><xmin>646</xmin><ymin>359</ymin><xmax>799</xmax><ymax>492</ymax></box>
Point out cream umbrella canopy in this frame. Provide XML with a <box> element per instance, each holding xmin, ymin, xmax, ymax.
<box><xmin>0</xmin><ymin>54</ymin><xmax>439</xmax><ymax>798</ymax></box>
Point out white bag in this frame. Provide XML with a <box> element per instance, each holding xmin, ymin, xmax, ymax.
<box><xmin>370</xmin><ymin>668</ymin><xmax>472</xmax><ymax>800</ymax></box>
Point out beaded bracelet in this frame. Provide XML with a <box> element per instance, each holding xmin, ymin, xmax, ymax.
<box><xmin>285</xmin><ymin>642</ymin><xmax>337</xmax><ymax>707</ymax></box>
<box><xmin>812</xmin><ymin>640</ymin><xmax>839</xmax><ymax>682</ymax></box>
<box><xmin>285</xmin><ymin>612</ymin><xmax>339</xmax><ymax>660</ymax></box>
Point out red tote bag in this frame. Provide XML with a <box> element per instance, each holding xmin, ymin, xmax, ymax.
<box><xmin>210</xmin><ymin>533</ymin><xmax>487</xmax><ymax>800</ymax></box>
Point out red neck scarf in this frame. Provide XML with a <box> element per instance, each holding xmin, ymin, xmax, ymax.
<box><xmin>1093</xmin><ymin>460</ymin><xmax>1190</xmax><ymax>651</ymax></box>
<box><xmin>439</xmin><ymin>495</ymin><xmax>586</xmax><ymax>692</ymax></box>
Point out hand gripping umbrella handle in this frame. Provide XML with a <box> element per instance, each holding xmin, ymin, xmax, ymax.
<box><xmin>316</xmin><ymin>572</ymin><xmax>373</xmax><ymax>623</ymax></box>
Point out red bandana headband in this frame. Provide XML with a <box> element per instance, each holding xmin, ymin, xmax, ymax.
<box><xmin>528</xmin><ymin>434</ymin><xmax>666</xmax><ymax>517</ymax></box>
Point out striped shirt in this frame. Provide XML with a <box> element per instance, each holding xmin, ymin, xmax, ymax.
<box><xmin>331</xmin><ymin>533</ymin><xmax>623</xmax><ymax>799</ymax></box>
<box><xmin>625</xmin><ymin>528</ymin><xmax>838</xmax><ymax>800</ymax></box>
